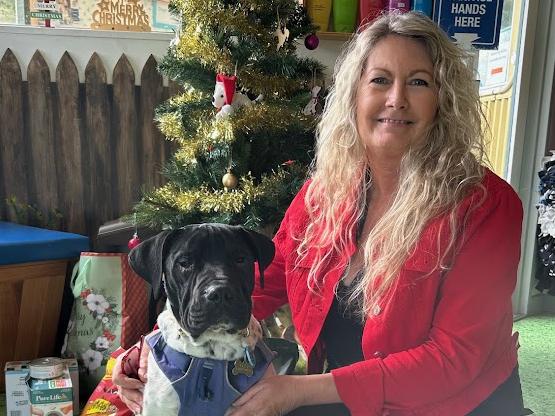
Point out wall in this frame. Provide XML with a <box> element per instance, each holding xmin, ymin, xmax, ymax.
<box><xmin>0</xmin><ymin>25</ymin><xmax>346</xmax><ymax>85</ymax></box>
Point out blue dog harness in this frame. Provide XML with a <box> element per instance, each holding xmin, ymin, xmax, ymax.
<box><xmin>147</xmin><ymin>331</ymin><xmax>274</xmax><ymax>415</ymax></box>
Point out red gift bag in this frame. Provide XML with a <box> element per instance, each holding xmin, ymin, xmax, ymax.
<box><xmin>119</xmin><ymin>254</ymin><xmax>150</xmax><ymax>349</ymax></box>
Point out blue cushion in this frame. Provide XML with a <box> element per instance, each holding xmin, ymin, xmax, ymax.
<box><xmin>0</xmin><ymin>222</ymin><xmax>90</xmax><ymax>265</ymax></box>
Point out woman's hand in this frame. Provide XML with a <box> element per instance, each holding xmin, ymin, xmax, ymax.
<box><xmin>112</xmin><ymin>341</ymin><xmax>151</xmax><ymax>414</ymax></box>
<box><xmin>225</xmin><ymin>375</ymin><xmax>304</xmax><ymax>416</ymax></box>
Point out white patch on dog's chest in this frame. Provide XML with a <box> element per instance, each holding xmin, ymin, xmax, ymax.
<box><xmin>157</xmin><ymin>309</ymin><xmax>247</xmax><ymax>361</ymax></box>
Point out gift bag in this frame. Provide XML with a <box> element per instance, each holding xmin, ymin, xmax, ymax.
<box><xmin>61</xmin><ymin>252</ymin><xmax>149</xmax><ymax>396</ymax></box>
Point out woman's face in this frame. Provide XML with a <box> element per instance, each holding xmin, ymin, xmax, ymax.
<box><xmin>355</xmin><ymin>35</ymin><xmax>439</xmax><ymax>163</ymax></box>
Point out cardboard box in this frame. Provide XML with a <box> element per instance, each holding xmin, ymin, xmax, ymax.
<box><xmin>62</xmin><ymin>358</ymin><xmax>80</xmax><ymax>413</ymax></box>
<box><xmin>4</xmin><ymin>359</ymin><xmax>79</xmax><ymax>416</ymax></box>
<box><xmin>4</xmin><ymin>361</ymin><xmax>31</xmax><ymax>416</ymax></box>
<box><xmin>29</xmin><ymin>367</ymin><xmax>73</xmax><ymax>416</ymax></box>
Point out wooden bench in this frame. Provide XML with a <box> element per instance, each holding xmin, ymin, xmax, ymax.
<box><xmin>0</xmin><ymin>222</ymin><xmax>89</xmax><ymax>392</ymax></box>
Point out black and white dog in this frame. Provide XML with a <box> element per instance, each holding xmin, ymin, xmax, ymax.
<box><xmin>128</xmin><ymin>223</ymin><xmax>276</xmax><ymax>415</ymax></box>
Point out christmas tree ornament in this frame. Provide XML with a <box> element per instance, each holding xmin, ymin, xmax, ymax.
<box><xmin>274</xmin><ymin>22</ymin><xmax>290</xmax><ymax>50</ymax></box>
<box><xmin>212</xmin><ymin>73</ymin><xmax>262</xmax><ymax>119</ymax></box>
<box><xmin>274</xmin><ymin>9</ymin><xmax>289</xmax><ymax>51</ymax></box>
<box><xmin>229</xmin><ymin>35</ymin><xmax>240</xmax><ymax>46</ymax></box>
<box><xmin>302</xmin><ymin>85</ymin><xmax>322</xmax><ymax>115</ymax></box>
<box><xmin>128</xmin><ymin>214</ymin><xmax>142</xmax><ymax>249</ymax></box>
<box><xmin>304</xmin><ymin>33</ymin><xmax>319</xmax><ymax>50</ymax></box>
<box><xmin>222</xmin><ymin>169</ymin><xmax>239</xmax><ymax>190</ymax></box>
<box><xmin>169</xmin><ymin>23</ymin><xmax>182</xmax><ymax>49</ymax></box>
<box><xmin>128</xmin><ymin>233</ymin><xmax>142</xmax><ymax>250</ymax></box>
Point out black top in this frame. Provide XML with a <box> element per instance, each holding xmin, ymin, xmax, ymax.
<box><xmin>320</xmin><ymin>193</ymin><xmax>368</xmax><ymax>371</ymax></box>
<box><xmin>320</xmin><ymin>274</ymin><xmax>364</xmax><ymax>371</ymax></box>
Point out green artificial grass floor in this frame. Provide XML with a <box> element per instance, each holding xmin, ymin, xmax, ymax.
<box><xmin>1</xmin><ymin>314</ymin><xmax>553</xmax><ymax>416</ymax></box>
<box><xmin>513</xmin><ymin>314</ymin><xmax>555</xmax><ymax>416</ymax></box>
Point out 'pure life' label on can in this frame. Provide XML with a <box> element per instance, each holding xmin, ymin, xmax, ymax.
<box><xmin>31</xmin><ymin>389</ymin><xmax>72</xmax><ymax>403</ymax></box>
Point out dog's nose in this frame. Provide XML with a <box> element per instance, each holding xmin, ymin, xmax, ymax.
<box><xmin>204</xmin><ymin>284</ymin><xmax>234</xmax><ymax>305</ymax></box>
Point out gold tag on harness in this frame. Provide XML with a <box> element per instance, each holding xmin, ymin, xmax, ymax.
<box><xmin>232</xmin><ymin>359</ymin><xmax>254</xmax><ymax>377</ymax></box>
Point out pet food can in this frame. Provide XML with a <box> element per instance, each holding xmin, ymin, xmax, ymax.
<box><xmin>28</xmin><ymin>358</ymin><xmax>74</xmax><ymax>416</ymax></box>
<box><xmin>29</xmin><ymin>357</ymin><xmax>65</xmax><ymax>380</ymax></box>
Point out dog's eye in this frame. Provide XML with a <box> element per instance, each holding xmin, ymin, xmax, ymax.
<box><xmin>220</xmin><ymin>94</ymin><xmax>224</xmax><ymax>98</ymax></box>
<box><xmin>177</xmin><ymin>257</ymin><xmax>193</xmax><ymax>269</ymax></box>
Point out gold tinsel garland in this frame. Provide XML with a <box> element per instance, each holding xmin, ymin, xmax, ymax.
<box><xmin>231</xmin><ymin>103</ymin><xmax>314</xmax><ymax>134</ymax></box>
<box><xmin>168</xmin><ymin>89</ymin><xmax>208</xmax><ymax>106</ymax></box>
<box><xmin>157</xmin><ymin>112</ymin><xmax>186</xmax><ymax>142</ymax></box>
<box><xmin>186</xmin><ymin>0</ymin><xmax>272</xmax><ymax>42</ymax></box>
<box><xmin>177</xmin><ymin>28</ymin><xmax>232</xmax><ymax>73</ymax></box>
<box><xmin>174</xmin><ymin>14</ymin><xmax>307</xmax><ymax>96</ymax></box>
<box><xmin>176</xmin><ymin>35</ymin><xmax>308</xmax><ymax>96</ymax></box>
<box><xmin>157</xmin><ymin>89</ymin><xmax>211</xmax><ymax>143</ymax></box>
<box><xmin>150</xmin><ymin>169</ymin><xmax>293</xmax><ymax>215</ymax></box>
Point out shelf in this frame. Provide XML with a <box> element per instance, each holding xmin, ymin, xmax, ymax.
<box><xmin>317</xmin><ymin>31</ymin><xmax>353</xmax><ymax>41</ymax></box>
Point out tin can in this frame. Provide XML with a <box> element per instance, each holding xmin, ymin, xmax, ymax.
<box><xmin>29</xmin><ymin>357</ymin><xmax>65</xmax><ymax>380</ymax></box>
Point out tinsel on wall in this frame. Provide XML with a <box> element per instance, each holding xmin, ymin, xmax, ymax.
<box><xmin>133</xmin><ymin>0</ymin><xmax>325</xmax><ymax>231</ymax></box>
<box><xmin>536</xmin><ymin>153</ymin><xmax>555</xmax><ymax>295</ymax></box>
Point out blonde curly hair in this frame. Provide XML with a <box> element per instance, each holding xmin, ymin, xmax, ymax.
<box><xmin>298</xmin><ymin>11</ymin><xmax>487</xmax><ymax>318</ymax></box>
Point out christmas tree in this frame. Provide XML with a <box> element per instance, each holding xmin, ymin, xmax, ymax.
<box><xmin>133</xmin><ymin>0</ymin><xmax>325</xmax><ymax>232</ymax></box>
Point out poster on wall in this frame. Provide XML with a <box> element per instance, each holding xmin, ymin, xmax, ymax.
<box><xmin>28</xmin><ymin>0</ymin><xmax>64</xmax><ymax>27</ymax></box>
<box><xmin>1</xmin><ymin>0</ymin><xmax>176</xmax><ymax>30</ymax></box>
<box><xmin>151</xmin><ymin>0</ymin><xmax>178</xmax><ymax>31</ymax></box>
<box><xmin>0</xmin><ymin>0</ymin><xmax>18</xmax><ymax>23</ymax></box>
<box><xmin>90</xmin><ymin>0</ymin><xmax>151</xmax><ymax>31</ymax></box>
<box><xmin>478</xmin><ymin>27</ymin><xmax>512</xmax><ymax>92</ymax></box>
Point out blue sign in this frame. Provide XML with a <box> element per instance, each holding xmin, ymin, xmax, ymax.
<box><xmin>433</xmin><ymin>0</ymin><xmax>505</xmax><ymax>49</ymax></box>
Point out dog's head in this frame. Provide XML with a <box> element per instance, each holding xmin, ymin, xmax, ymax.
<box><xmin>128</xmin><ymin>224</ymin><xmax>274</xmax><ymax>339</ymax></box>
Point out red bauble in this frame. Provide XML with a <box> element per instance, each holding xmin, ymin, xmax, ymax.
<box><xmin>304</xmin><ymin>34</ymin><xmax>319</xmax><ymax>50</ymax></box>
<box><xmin>128</xmin><ymin>234</ymin><xmax>142</xmax><ymax>250</ymax></box>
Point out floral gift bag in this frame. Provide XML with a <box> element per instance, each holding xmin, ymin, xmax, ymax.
<box><xmin>61</xmin><ymin>252</ymin><xmax>149</xmax><ymax>396</ymax></box>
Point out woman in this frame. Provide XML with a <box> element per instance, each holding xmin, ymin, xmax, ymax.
<box><xmin>114</xmin><ymin>11</ymin><xmax>526</xmax><ymax>416</ymax></box>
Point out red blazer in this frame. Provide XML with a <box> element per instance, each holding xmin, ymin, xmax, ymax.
<box><xmin>252</xmin><ymin>169</ymin><xmax>523</xmax><ymax>416</ymax></box>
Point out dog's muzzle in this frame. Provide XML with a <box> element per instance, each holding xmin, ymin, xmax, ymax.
<box><xmin>184</xmin><ymin>283</ymin><xmax>251</xmax><ymax>338</ymax></box>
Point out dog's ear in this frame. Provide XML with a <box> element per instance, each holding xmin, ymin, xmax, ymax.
<box><xmin>128</xmin><ymin>229</ymin><xmax>173</xmax><ymax>300</ymax></box>
<box><xmin>239</xmin><ymin>227</ymin><xmax>275</xmax><ymax>289</ymax></box>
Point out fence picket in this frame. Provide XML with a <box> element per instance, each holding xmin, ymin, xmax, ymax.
<box><xmin>140</xmin><ymin>55</ymin><xmax>164</xmax><ymax>189</ymax></box>
<box><xmin>113</xmin><ymin>54</ymin><xmax>139</xmax><ymax>217</ymax></box>
<box><xmin>56</xmin><ymin>52</ymin><xmax>86</xmax><ymax>234</ymax></box>
<box><xmin>85</xmin><ymin>52</ymin><xmax>113</xmax><ymax>238</ymax></box>
<box><xmin>27</xmin><ymin>50</ymin><xmax>58</xmax><ymax>219</ymax></box>
<box><xmin>0</xmin><ymin>49</ymin><xmax>28</xmax><ymax>222</ymax></box>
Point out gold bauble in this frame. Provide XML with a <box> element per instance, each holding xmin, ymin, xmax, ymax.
<box><xmin>222</xmin><ymin>170</ymin><xmax>238</xmax><ymax>190</ymax></box>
